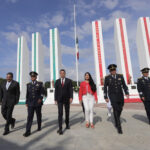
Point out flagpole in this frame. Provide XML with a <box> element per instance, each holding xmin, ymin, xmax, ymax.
<box><xmin>73</xmin><ymin>2</ymin><xmax>79</xmax><ymax>87</ymax></box>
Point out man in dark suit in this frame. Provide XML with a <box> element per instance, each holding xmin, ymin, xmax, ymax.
<box><xmin>55</xmin><ymin>69</ymin><xmax>73</xmax><ymax>135</ymax></box>
<box><xmin>137</xmin><ymin>68</ymin><xmax>150</xmax><ymax>124</ymax></box>
<box><xmin>104</xmin><ymin>64</ymin><xmax>129</xmax><ymax>134</ymax></box>
<box><xmin>23</xmin><ymin>71</ymin><xmax>45</xmax><ymax>137</ymax></box>
<box><xmin>0</xmin><ymin>72</ymin><xmax>20</xmax><ymax>135</ymax></box>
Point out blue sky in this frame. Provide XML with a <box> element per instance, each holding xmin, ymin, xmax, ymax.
<box><xmin>0</xmin><ymin>0</ymin><xmax>150</xmax><ymax>82</ymax></box>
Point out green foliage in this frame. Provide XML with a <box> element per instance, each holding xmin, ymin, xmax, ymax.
<box><xmin>0</xmin><ymin>78</ymin><xmax>6</xmax><ymax>85</ymax></box>
<box><xmin>74</xmin><ymin>85</ymin><xmax>80</xmax><ymax>93</ymax></box>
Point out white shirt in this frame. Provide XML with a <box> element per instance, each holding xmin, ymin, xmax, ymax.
<box><xmin>6</xmin><ymin>81</ymin><xmax>12</xmax><ymax>90</ymax></box>
<box><xmin>144</xmin><ymin>76</ymin><xmax>148</xmax><ymax>80</ymax></box>
<box><xmin>61</xmin><ymin>78</ymin><xmax>65</xmax><ymax>84</ymax></box>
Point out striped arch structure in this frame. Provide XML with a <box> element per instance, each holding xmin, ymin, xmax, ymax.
<box><xmin>16</xmin><ymin>36</ymin><xmax>29</xmax><ymax>102</ymax></box>
<box><xmin>45</xmin><ymin>28</ymin><xmax>62</xmax><ymax>104</ymax></box>
<box><xmin>136</xmin><ymin>17</ymin><xmax>150</xmax><ymax>69</ymax></box>
<box><xmin>92</xmin><ymin>20</ymin><xmax>106</xmax><ymax>103</ymax></box>
<box><xmin>32</xmin><ymin>32</ymin><xmax>44</xmax><ymax>82</ymax></box>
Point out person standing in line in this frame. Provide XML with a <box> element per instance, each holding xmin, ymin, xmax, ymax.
<box><xmin>79</xmin><ymin>72</ymin><xmax>98</xmax><ymax>128</ymax></box>
<box><xmin>104</xmin><ymin>64</ymin><xmax>129</xmax><ymax>134</ymax></box>
<box><xmin>137</xmin><ymin>68</ymin><xmax>150</xmax><ymax>124</ymax></box>
<box><xmin>23</xmin><ymin>71</ymin><xmax>45</xmax><ymax>137</ymax></box>
<box><xmin>55</xmin><ymin>69</ymin><xmax>73</xmax><ymax>135</ymax></box>
<box><xmin>0</xmin><ymin>72</ymin><xmax>20</xmax><ymax>135</ymax></box>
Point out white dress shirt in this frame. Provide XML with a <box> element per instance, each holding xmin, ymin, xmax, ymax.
<box><xmin>61</xmin><ymin>78</ymin><xmax>65</xmax><ymax>84</ymax></box>
<box><xmin>6</xmin><ymin>81</ymin><xmax>12</xmax><ymax>90</ymax></box>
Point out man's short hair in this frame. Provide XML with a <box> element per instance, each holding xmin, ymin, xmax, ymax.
<box><xmin>7</xmin><ymin>72</ymin><xmax>13</xmax><ymax>78</ymax></box>
<box><xmin>59</xmin><ymin>69</ymin><xmax>66</xmax><ymax>73</ymax></box>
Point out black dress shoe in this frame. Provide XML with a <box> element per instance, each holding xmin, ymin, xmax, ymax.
<box><xmin>37</xmin><ymin>128</ymin><xmax>41</xmax><ymax>131</ymax></box>
<box><xmin>3</xmin><ymin>131</ymin><xmax>10</xmax><ymax>136</ymax></box>
<box><xmin>66</xmin><ymin>126</ymin><xmax>70</xmax><ymax>129</ymax></box>
<box><xmin>59</xmin><ymin>130</ymin><xmax>63</xmax><ymax>135</ymax></box>
<box><xmin>23</xmin><ymin>132</ymin><xmax>31</xmax><ymax>137</ymax></box>
<box><xmin>117</xmin><ymin>127</ymin><xmax>123</xmax><ymax>134</ymax></box>
<box><xmin>57</xmin><ymin>129</ymin><xmax>61</xmax><ymax>133</ymax></box>
<box><xmin>11</xmin><ymin>119</ymin><xmax>16</xmax><ymax>129</ymax></box>
<box><xmin>57</xmin><ymin>129</ymin><xmax>63</xmax><ymax>135</ymax></box>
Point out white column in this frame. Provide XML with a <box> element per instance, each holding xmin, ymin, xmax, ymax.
<box><xmin>114</xmin><ymin>18</ymin><xmax>134</xmax><ymax>85</ymax></box>
<box><xmin>136</xmin><ymin>17</ymin><xmax>150</xmax><ymax>69</ymax></box>
<box><xmin>92</xmin><ymin>20</ymin><xmax>106</xmax><ymax>103</ymax></box>
<box><xmin>32</xmin><ymin>32</ymin><xmax>44</xmax><ymax>82</ymax></box>
<box><xmin>45</xmin><ymin>28</ymin><xmax>62</xmax><ymax>104</ymax></box>
<box><xmin>16</xmin><ymin>36</ymin><xmax>29</xmax><ymax>101</ymax></box>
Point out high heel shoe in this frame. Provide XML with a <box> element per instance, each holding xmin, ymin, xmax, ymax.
<box><xmin>86</xmin><ymin>123</ymin><xmax>90</xmax><ymax>128</ymax></box>
<box><xmin>91</xmin><ymin>124</ymin><xmax>95</xmax><ymax>129</ymax></box>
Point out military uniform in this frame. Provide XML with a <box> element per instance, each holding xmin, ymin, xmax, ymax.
<box><xmin>24</xmin><ymin>72</ymin><xmax>45</xmax><ymax>137</ymax></box>
<box><xmin>104</xmin><ymin>64</ymin><xmax>129</xmax><ymax>134</ymax></box>
<box><xmin>137</xmin><ymin>68</ymin><xmax>150</xmax><ymax>124</ymax></box>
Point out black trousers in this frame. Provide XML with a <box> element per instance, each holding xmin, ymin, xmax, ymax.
<box><xmin>1</xmin><ymin>104</ymin><xmax>15</xmax><ymax>131</ymax></box>
<box><xmin>57</xmin><ymin>102</ymin><xmax>70</xmax><ymax>130</ymax></box>
<box><xmin>26</xmin><ymin>105</ymin><xmax>42</xmax><ymax>132</ymax></box>
<box><xmin>143</xmin><ymin>101</ymin><xmax>150</xmax><ymax>123</ymax></box>
<box><xmin>111</xmin><ymin>101</ymin><xmax>124</xmax><ymax>128</ymax></box>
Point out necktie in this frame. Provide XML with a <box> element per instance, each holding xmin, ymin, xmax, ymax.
<box><xmin>62</xmin><ymin>79</ymin><xmax>64</xmax><ymax>87</ymax></box>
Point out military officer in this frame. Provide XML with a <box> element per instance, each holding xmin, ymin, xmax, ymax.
<box><xmin>104</xmin><ymin>64</ymin><xmax>129</xmax><ymax>134</ymax></box>
<box><xmin>137</xmin><ymin>68</ymin><xmax>150</xmax><ymax>124</ymax></box>
<box><xmin>23</xmin><ymin>71</ymin><xmax>45</xmax><ymax>137</ymax></box>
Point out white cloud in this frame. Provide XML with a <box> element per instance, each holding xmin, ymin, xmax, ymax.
<box><xmin>61</xmin><ymin>21</ymin><xmax>92</xmax><ymax>40</ymax></box>
<box><xmin>2</xmin><ymin>32</ymin><xmax>18</xmax><ymax>44</ymax></box>
<box><xmin>50</xmin><ymin>14</ymin><xmax>65</xmax><ymax>26</ymax></box>
<box><xmin>101</xmin><ymin>10</ymin><xmax>132</xmax><ymax>31</ymax></box>
<box><xmin>122</xmin><ymin>0</ymin><xmax>150</xmax><ymax>11</ymax></box>
<box><xmin>36</xmin><ymin>13</ymin><xmax>66</xmax><ymax>29</ymax></box>
<box><xmin>1</xmin><ymin>30</ymin><xmax>31</xmax><ymax>44</ymax></box>
<box><xmin>101</xmin><ymin>0</ymin><xmax>119</xmax><ymax>9</ymax></box>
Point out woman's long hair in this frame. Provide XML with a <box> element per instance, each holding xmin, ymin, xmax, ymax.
<box><xmin>84</xmin><ymin>72</ymin><xmax>96</xmax><ymax>92</ymax></box>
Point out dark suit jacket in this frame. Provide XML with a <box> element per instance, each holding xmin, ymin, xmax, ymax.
<box><xmin>0</xmin><ymin>80</ymin><xmax>20</xmax><ymax>106</ymax></box>
<box><xmin>137</xmin><ymin>77</ymin><xmax>150</xmax><ymax>100</ymax></box>
<box><xmin>104</xmin><ymin>74</ymin><xmax>129</xmax><ymax>103</ymax></box>
<box><xmin>26</xmin><ymin>81</ymin><xmax>45</xmax><ymax>107</ymax></box>
<box><xmin>54</xmin><ymin>78</ymin><xmax>73</xmax><ymax>103</ymax></box>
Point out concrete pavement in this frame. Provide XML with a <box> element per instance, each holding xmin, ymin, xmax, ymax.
<box><xmin>0</xmin><ymin>104</ymin><xmax>150</xmax><ymax>150</ymax></box>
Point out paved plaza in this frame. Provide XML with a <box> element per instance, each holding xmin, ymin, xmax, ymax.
<box><xmin>0</xmin><ymin>103</ymin><xmax>150</xmax><ymax>150</ymax></box>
